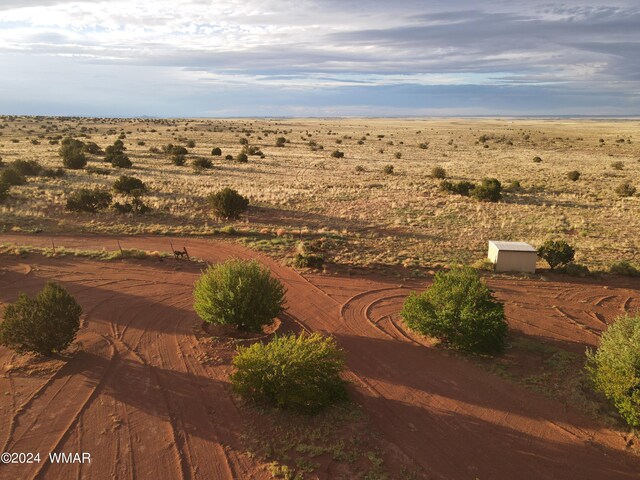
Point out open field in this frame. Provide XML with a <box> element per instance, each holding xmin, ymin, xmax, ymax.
<box><xmin>0</xmin><ymin>233</ymin><xmax>639</xmax><ymax>479</ymax></box>
<box><xmin>1</xmin><ymin>116</ymin><xmax>639</xmax><ymax>271</ymax></box>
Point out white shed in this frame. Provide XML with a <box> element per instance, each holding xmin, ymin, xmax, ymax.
<box><xmin>488</xmin><ymin>241</ymin><xmax>537</xmax><ymax>273</ymax></box>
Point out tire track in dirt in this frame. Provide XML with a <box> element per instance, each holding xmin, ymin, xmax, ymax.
<box><xmin>1</xmin><ymin>233</ymin><xmax>640</xmax><ymax>480</ymax></box>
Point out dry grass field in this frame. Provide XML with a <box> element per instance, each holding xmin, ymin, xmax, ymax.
<box><xmin>1</xmin><ymin>116</ymin><xmax>639</xmax><ymax>272</ymax></box>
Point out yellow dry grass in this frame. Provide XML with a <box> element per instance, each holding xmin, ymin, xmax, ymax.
<box><xmin>1</xmin><ymin>116</ymin><xmax>638</xmax><ymax>270</ymax></box>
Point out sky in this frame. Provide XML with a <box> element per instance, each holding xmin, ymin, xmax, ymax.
<box><xmin>0</xmin><ymin>0</ymin><xmax>639</xmax><ymax>117</ymax></box>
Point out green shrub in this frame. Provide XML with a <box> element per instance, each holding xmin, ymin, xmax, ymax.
<box><xmin>105</xmin><ymin>140</ymin><xmax>131</xmax><ymax>168</ymax></box>
<box><xmin>12</xmin><ymin>159</ymin><xmax>42</xmax><ymax>176</ymax></box>
<box><xmin>331</xmin><ymin>150</ymin><xmax>344</xmax><ymax>158</ymax></box>
<box><xmin>231</xmin><ymin>333</ymin><xmax>347</xmax><ymax>413</ymax></box>
<box><xmin>113</xmin><ymin>175</ymin><xmax>146</xmax><ymax>195</ymax></box>
<box><xmin>193</xmin><ymin>259</ymin><xmax>285</xmax><ymax>331</ymax></box>
<box><xmin>186</xmin><ymin>139</ymin><xmax>196</xmax><ymax>148</ymax></box>
<box><xmin>382</xmin><ymin>164</ymin><xmax>394</xmax><ymax>175</ymax></box>
<box><xmin>0</xmin><ymin>282</ymin><xmax>82</xmax><ymax>356</ymax></box>
<box><xmin>615</xmin><ymin>181</ymin><xmax>636</xmax><ymax>197</ymax></box>
<box><xmin>533</xmin><ymin>156</ymin><xmax>542</xmax><ymax>163</ymax></box>
<box><xmin>586</xmin><ymin>315</ymin><xmax>640</xmax><ymax>426</ymax></box>
<box><xmin>609</xmin><ymin>261</ymin><xmax>640</xmax><ymax>277</ymax></box>
<box><xmin>537</xmin><ymin>239</ymin><xmax>575</xmax><ymax>269</ymax></box>
<box><xmin>354</xmin><ymin>165</ymin><xmax>365</xmax><ymax>173</ymax></box>
<box><xmin>0</xmin><ymin>168</ymin><xmax>26</xmax><ymax>186</ymax></box>
<box><xmin>567</xmin><ymin>170</ymin><xmax>581</xmax><ymax>181</ymax></box>
<box><xmin>441</xmin><ymin>180</ymin><xmax>474</xmax><ymax>196</ymax></box>
<box><xmin>472</xmin><ymin>178</ymin><xmax>502</xmax><ymax>202</ymax></box>
<box><xmin>40</xmin><ymin>167</ymin><xmax>65</xmax><ymax>178</ymax></box>
<box><xmin>207</xmin><ymin>187</ymin><xmax>249</xmax><ymax>219</ymax></box>
<box><xmin>60</xmin><ymin>138</ymin><xmax>87</xmax><ymax>169</ymax></box>
<box><xmin>400</xmin><ymin>266</ymin><xmax>507</xmax><ymax>354</ymax></box>
<box><xmin>293</xmin><ymin>253</ymin><xmax>324</xmax><ymax>269</ymax></box>
<box><xmin>431</xmin><ymin>166</ymin><xmax>447</xmax><ymax>179</ymax></box>
<box><xmin>211</xmin><ymin>147</ymin><xmax>222</xmax><ymax>156</ymax></box>
<box><xmin>66</xmin><ymin>188</ymin><xmax>112</xmax><ymax>212</ymax></box>
<box><xmin>236</xmin><ymin>152</ymin><xmax>248</xmax><ymax>163</ymax></box>
<box><xmin>275</xmin><ymin>137</ymin><xmax>287</xmax><ymax>147</ymax></box>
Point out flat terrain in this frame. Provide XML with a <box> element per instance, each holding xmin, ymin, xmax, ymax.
<box><xmin>1</xmin><ymin>234</ymin><xmax>639</xmax><ymax>479</ymax></box>
<box><xmin>1</xmin><ymin>117</ymin><xmax>639</xmax><ymax>270</ymax></box>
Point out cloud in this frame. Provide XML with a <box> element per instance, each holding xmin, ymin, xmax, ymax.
<box><xmin>0</xmin><ymin>1</ymin><xmax>638</xmax><ymax>115</ymax></box>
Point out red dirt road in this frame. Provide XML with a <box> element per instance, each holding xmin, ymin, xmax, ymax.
<box><xmin>0</xmin><ymin>233</ymin><xmax>639</xmax><ymax>480</ymax></box>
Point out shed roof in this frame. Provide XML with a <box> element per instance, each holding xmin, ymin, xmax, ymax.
<box><xmin>489</xmin><ymin>240</ymin><xmax>537</xmax><ymax>252</ymax></box>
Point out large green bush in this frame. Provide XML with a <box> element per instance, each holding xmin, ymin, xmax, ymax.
<box><xmin>231</xmin><ymin>333</ymin><xmax>347</xmax><ymax>413</ymax></box>
<box><xmin>400</xmin><ymin>267</ymin><xmax>507</xmax><ymax>354</ymax></box>
<box><xmin>105</xmin><ymin>140</ymin><xmax>132</xmax><ymax>168</ymax></box>
<box><xmin>207</xmin><ymin>187</ymin><xmax>249</xmax><ymax>219</ymax></box>
<box><xmin>586</xmin><ymin>315</ymin><xmax>640</xmax><ymax>427</ymax></box>
<box><xmin>538</xmin><ymin>239</ymin><xmax>575</xmax><ymax>269</ymax></box>
<box><xmin>193</xmin><ymin>259</ymin><xmax>285</xmax><ymax>332</ymax></box>
<box><xmin>66</xmin><ymin>188</ymin><xmax>112</xmax><ymax>212</ymax></box>
<box><xmin>0</xmin><ymin>282</ymin><xmax>82</xmax><ymax>356</ymax></box>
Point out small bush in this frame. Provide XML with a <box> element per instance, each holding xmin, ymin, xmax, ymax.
<box><xmin>83</xmin><ymin>141</ymin><xmax>103</xmax><ymax>155</ymax></box>
<box><xmin>66</xmin><ymin>188</ymin><xmax>112</xmax><ymax>212</ymax></box>
<box><xmin>609</xmin><ymin>261</ymin><xmax>640</xmax><ymax>277</ymax></box>
<box><xmin>383</xmin><ymin>164</ymin><xmax>394</xmax><ymax>175</ymax></box>
<box><xmin>0</xmin><ymin>282</ymin><xmax>82</xmax><ymax>356</ymax></box>
<box><xmin>236</xmin><ymin>152</ymin><xmax>248</xmax><ymax>163</ymax></box>
<box><xmin>431</xmin><ymin>166</ymin><xmax>447</xmax><ymax>179</ymax></box>
<box><xmin>611</xmin><ymin>161</ymin><xmax>624</xmax><ymax>170</ymax></box>
<box><xmin>193</xmin><ymin>259</ymin><xmax>285</xmax><ymax>332</ymax></box>
<box><xmin>567</xmin><ymin>170</ymin><xmax>581</xmax><ymax>181</ymax></box>
<box><xmin>192</xmin><ymin>157</ymin><xmax>213</xmax><ymax>171</ymax></box>
<box><xmin>231</xmin><ymin>333</ymin><xmax>347</xmax><ymax>413</ymax></box>
<box><xmin>293</xmin><ymin>253</ymin><xmax>324</xmax><ymax>269</ymax></box>
<box><xmin>60</xmin><ymin>138</ymin><xmax>87</xmax><ymax>169</ymax></box>
<box><xmin>211</xmin><ymin>147</ymin><xmax>222</xmax><ymax>156</ymax></box>
<box><xmin>441</xmin><ymin>180</ymin><xmax>474</xmax><ymax>196</ymax></box>
<box><xmin>207</xmin><ymin>187</ymin><xmax>249</xmax><ymax>219</ymax></box>
<box><xmin>331</xmin><ymin>150</ymin><xmax>344</xmax><ymax>158</ymax></box>
<box><xmin>586</xmin><ymin>315</ymin><xmax>640</xmax><ymax>426</ymax></box>
<box><xmin>12</xmin><ymin>159</ymin><xmax>42</xmax><ymax>176</ymax></box>
<box><xmin>537</xmin><ymin>239</ymin><xmax>575</xmax><ymax>269</ymax></box>
<box><xmin>172</xmin><ymin>154</ymin><xmax>186</xmax><ymax>166</ymax></box>
<box><xmin>0</xmin><ymin>168</ymin><xmax>26</xmax><ymax>186</ymax></box>
<box><xmin>186</xmin><ymin>139</ymin><xmax>196</xmax><ymax>148</ymax></box>
<box><xmin>472</xmin><ymin>178</ymin><xmax>502</xmax><ymax>202</ymax></box>
<box><xmin>40</xmin><ymin>167</ymin><xmax>65</xmax><ymax>178</ymax></box>
<box><xmin>113</xmin><ymin>175</ymin><xmax>146</xmax><ymax>195</ymax></box>
<box><xmin>275</xmin><ymin>137</ymin><xmax>287</xmax><ymax>147</ymax></box>
<box><xmin>354</xmin><ymin>165</ymin><xmax>365</xmax><ymax>173</ymax></box>
<box><xmin>533</xmin><ymin>156</ymin><xmax>542</xmax><ymax>163</ymax></box>
<box><xmin>400</xmin><ymin>267</ymin><xmax>507</xmax><ymax>354</ymax></box>
<box><xmin>105</xmin><ymin>140</ymin><xmax>131</xmax><ymax>168</ymax></box>
<box><xmin>615</xmin><ymin>181</ymin><xmax>636</xmax><ymax>197</ymax></box>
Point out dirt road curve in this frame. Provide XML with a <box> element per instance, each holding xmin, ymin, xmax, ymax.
<box><xmin>0</xmin><ymin>234</ymin><xmax>639</xmax><ymax>480</ymax></box>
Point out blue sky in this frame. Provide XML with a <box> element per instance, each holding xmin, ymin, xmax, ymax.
<box><xmin>0</xmin><ymin>0</ymin><xmax>639</xmax><ymax>117</ymax></box>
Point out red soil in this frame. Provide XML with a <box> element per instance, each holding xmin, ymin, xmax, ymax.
<box><xmin>0</xmin><ymin>233</ymin><xmax>639</xmax><ymax>480</ymax></box>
